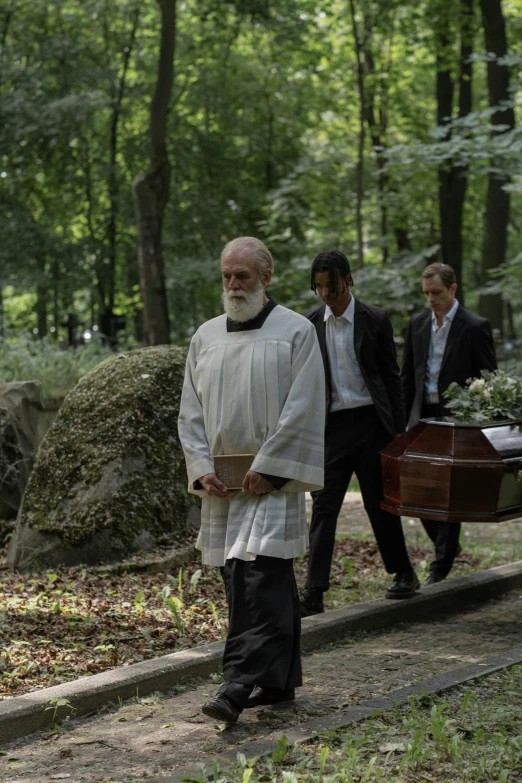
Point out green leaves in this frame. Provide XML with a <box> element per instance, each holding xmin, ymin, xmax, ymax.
<box><xmin>272</xmin><ymin>735</ymin><xmax>290</xmax><ymax>763</ymax></box>
<box><xmin>0</xmin><ymin>335</ymin><xmax>113</xmax><ymax>399</ymax></box>
<box><xmin>189</xmin><ymin>569</ymin><xmax>202</xmax><ymax>593</ymax></box>
<box><xmin>162</xmin><ymin>593</ymin><xmax>186</xmax><ymax>634</ymax></box>
<box><xmin>443</xmin><ymin>370</ymin><xmax>522</xmax><ymax>423</ymax></box>
<box><xmin>45</xmin><ymin>696</ymin><xmax>75</xmax><ymax>725</ymax></box>
<box><xmin>134</xmin><ymin>591</ymin><xmax>146</xmax><ymax>614</ymax></box>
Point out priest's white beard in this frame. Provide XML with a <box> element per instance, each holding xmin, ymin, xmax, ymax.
<box><xmin>222</xmin><ymin>280</ymin><xmax>266</xmax><ymax>322</ymax></box>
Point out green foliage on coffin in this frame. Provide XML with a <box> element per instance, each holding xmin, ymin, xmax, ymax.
<box><xmin>444</xmin><ymin>370</ymin><xmax>522</xmax><ymax>423</ymax></box>
<box><xmin>8</xmin><ymin>347</ymin><xmax>197</xmax><ymax>571</ymax></box>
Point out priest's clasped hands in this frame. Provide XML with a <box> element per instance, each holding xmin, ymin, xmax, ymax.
<box><xmin>199</xmin><ymin>470</ymin><xmax>273</xmax><ymax>498</ymax></box>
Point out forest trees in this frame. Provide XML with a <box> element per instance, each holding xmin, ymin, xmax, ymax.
<box><xmin>478</xmin><ymin>0</ymin><xmax>516</xmax><ymax>333</ymax></box>
<box><xmin>132</xmin><ymin>0</ymin><xmax>176</xmax><ymax>346</ymax></box>
<box><xmin>434</xmin><ymin>0</ymin><xmax>474</xmax><ymax>304</ymax></box>
<box><xmin>0</xmin><ymin>0</ymin><xmax>521</xmax><ymax>343</ymax></box>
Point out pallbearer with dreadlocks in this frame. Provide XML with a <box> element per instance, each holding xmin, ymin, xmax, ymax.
<box><xmin>300</xmin><ymin>250</ymin><xmax>418</xmax><ymax>614</ymax></box>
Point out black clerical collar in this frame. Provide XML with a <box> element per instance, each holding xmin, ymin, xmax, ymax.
<box><xmin>226</xmin><ymin>296</ymin><xmax>277</xmax><ymax>332</ymax></box>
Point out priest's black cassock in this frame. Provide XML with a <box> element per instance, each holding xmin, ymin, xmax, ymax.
<box><xmin>178</xmin><ymin>298</ymin><xmax>325</xmax><ymax>709</ymax></box>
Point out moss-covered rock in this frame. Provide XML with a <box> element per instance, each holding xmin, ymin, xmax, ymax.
<box><xmin>8</xmin><ymin>347</ymin><xmax>198</xmax><ymax>572</ymax></box>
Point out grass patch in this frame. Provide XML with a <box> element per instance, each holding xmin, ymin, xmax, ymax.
<box><xmin>190</xmin><ymin>665</ymin><xmax>522</xmax><ymax>782</ymax></box>
<box><xmin>0</xmin><ymin>335</ymin><xmax>113</xmax><ymax>400</ymax></box>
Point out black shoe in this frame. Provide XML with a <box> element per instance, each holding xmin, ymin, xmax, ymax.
<box><xmin>202</xmin><ymin>694</ymin><xmax>241</xmax><ymax>723</ymax></box>
<box><xmin>299</xmin><ymin>588</ymin><xmax>324</xmax><ymax>617</ymax></box>
<box><xmin>385</xmin><ymin>570</ymin><xmax>420</xmax><ymax>600</ymax></box>
<box><xmin>246</xmin><ymin>686</ymin><xmax>296</xmax><ymax>708</ymax></box>
<box><xmin>423</xmin><ymin>572</ymin><xmax>447</xmax><ymax>587</ymax></box>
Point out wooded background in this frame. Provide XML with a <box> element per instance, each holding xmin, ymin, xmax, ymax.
<box><xmin>1</xmin><ymin>0</ymin><xmax>521</xmax><ymax>349</ymax></box>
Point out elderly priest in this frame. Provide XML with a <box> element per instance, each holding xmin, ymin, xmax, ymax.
<box><xmin>178</xmin><ymin>237</ymin><xmax>325</xmax><ymax>724</ymax></box>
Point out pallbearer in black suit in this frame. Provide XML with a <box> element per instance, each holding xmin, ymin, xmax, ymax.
<box><xmin>401</xmin><ymin>263</ymin><xmax>497</xmax><ymax>585</ymax></box>
<box><xmin>299</xmin><ymin>251</ymin><xmax>418</xmax><ymax>616</ymax></box>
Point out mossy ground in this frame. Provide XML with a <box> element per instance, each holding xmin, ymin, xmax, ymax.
<box><xmin>19</xmin><ymin>346</ymin><xmax>195</xmax><ymax>547</ymax></box>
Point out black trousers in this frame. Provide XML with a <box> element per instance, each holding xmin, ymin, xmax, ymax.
<box><xmin>305</xmin><ymin>405</ymin><xmax>412</xmax><ymax>592</ymax></box>
<box><xmin>420</xmin><ymin>402</ymin><xmax>461</xmax><ymax>577</ymax></box>
<box><xmin>218</xmin><ymin>555</ymin><xmax>302</xmax><ymax>708</ymax></box>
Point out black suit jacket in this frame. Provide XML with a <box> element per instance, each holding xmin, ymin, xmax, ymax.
<box><xmin>304</xmin><ymin>299</ymin><xmax>406</xmax><ymax>437</ymax></box>
<box><xmin>401</xmin><ymin>304</ymin><xmax>497</xmax><ymax>428</ymax></box>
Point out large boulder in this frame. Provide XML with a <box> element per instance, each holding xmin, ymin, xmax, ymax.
<box><xmin>0</xmin><ymin>381</ymin><xmax>55</xmax><ymax>522</ymax></box>
<box><xmin>8</xmin><ymin>346</ymin><xmax>198</xmax><ymax>572</ymax></box>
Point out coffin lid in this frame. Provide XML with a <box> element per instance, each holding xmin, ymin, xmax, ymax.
<box><xmin>395</xmin><ymin>417</ymin><xmax>522</xmax><ymax>463</ymax></box>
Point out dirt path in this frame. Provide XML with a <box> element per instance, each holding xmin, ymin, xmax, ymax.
<box><xmin>3</xmin><ymin>589</ymin><xmax>522</xmax><ymax>782</ymax></box>
<box><xmin>333</xmin><ymin>491</ymin><xmax>522</xmax><ymax>554</ymax></box>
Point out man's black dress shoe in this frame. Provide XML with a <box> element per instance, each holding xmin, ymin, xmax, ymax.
<box><xmin>385</xmin><ymin>570</ymin><xmax>420</xmax><ymax>599</ymax></box>
<box><xmin>202</xmin><ymin>694</ymin><xmax>241</xmax><ymax>723</ymax></box>
<box><xmin>423</xmin><ymin>572</ymin><xmax>447</xmax><ymax>587</ymax></box>
<box><xmin>299</xmin><ymin>588</ymin><xmax>324</xmax><ymax>617</ymax></box>
<box><xmin>246</xmin><ymin>686</ymin><xmax>296</xmax><ymax>708</ymax></box>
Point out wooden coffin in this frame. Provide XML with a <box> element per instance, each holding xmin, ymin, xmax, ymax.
<box><xmin>380</xmin><ymin>418</ymin><xmax>522</xmax><ymax>523</ymax></box>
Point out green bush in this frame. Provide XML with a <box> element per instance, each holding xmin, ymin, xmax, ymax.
<box><xmin>0</xmin><ymin>335</ymin><xmax>113</xmax><ymax>400</ymax></box>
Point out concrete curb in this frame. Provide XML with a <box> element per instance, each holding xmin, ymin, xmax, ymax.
<box><xmin>300</xmin><ymin>558</ymin><xmax>522</xmax><ymax>652</ymax></box>
<box><xmin>1</xmin><ymin>559</ymin><xmax>522</xmax><ymax>745</ymax></box>
<box><xmin>166</xmin><ymin>645</ymin><xmax>522</xmax><ymax>783</ymax></box>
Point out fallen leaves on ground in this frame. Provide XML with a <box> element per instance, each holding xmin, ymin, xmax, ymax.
<box><xmin>0</xmin><ymin>534</ymin><xmax>228</xmax><ymax>699</ymax></box>
<box><xmin>0</xmin><ymin>534</ymin><xmax>479</xmax><ymax>700</ymax></box>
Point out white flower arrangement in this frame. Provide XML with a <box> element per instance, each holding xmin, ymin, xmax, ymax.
<box><xmin>443</xmin><ymin>370</ymin><xmax>522</xmax><ymax>423</ymax></box>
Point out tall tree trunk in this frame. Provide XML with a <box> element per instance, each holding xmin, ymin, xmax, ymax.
<box><xmin>36</xmin><ymin>278</ymin><xmax>48</xmax><ymax>338</ymax></box>
<box><xmin>52</xmin><ymin>260</ymin><xmax>60</xmax><ymax>338</ymax></box>
<box><xmin>265</xmin><ymin>92</ymin><xmax>274</xmax><ymax>191</ymax></box>
<box><xmin>349</xmin><ymin>0</ymin><xmax>365</xmax><ymax>267</ymax></box>
<box><xmin>435</xmin><ymin>3</ymin><xmax>454</xmax><ymax>267</ymax></box>
<box><xmin>447</xmin><ymin>0</ymin><xmax>473</xmax><ymax>304</ymax></box>
<box><xmin>435</xmin><ymin>0</ymin><xmax>474</xmax><ymax>304</ymax></box>
<box><xmin>132</xmin><ymin>0</ymin><xmax>175</xmax><ymax>346</ymax></box>
<box><xmin>364</xmin><ymin>25</ymin><xmax>413</xmax><ymax>260</ymax></box>
<box><xmin>107</xmin><ymin>3</ymin><xmax>141</xmax><ymax>313</ymax></box>
<box><xmin>394</xmin><ymin>223</ymin><xmax>412</xmax><ymax>252</ymax></box>
<box><xmin>0</xmin><ymin>0</ymin><xmax>15</xmax><ymax>73</ymax></box>
<box><xmin>81</xmin><ymin>134</ymin><xmax>107</xmax><ymax>313</ymax></box>
<box><xmin>506</xmin><ymin>301</ymin><xmax>516</xmax><ymax>340</ymax></box>
<box><xmin>478</xmin><ymin>0</ymin><xmax>515</xmax><ymax>332</ymax></box>
<box><xmin>364</xmin><ymin>37</ymin><xmax>390</xmax><ymax>263</ymax></box>
<box><xmin>0</xmin><ymin>284</ymin><xmax>4</xmax><ymax>336</ymax></box>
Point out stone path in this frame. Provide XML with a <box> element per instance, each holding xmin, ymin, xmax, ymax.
<box><xmin>3</xmin><ymin>589</ymin><xmax>522</xmax><ymax>782</ymax></box>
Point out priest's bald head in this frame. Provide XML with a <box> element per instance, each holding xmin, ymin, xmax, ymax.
<box><xmin>221</xmin><ymin>237</ymin><xmax>274</xmax><ymax>322</ymax></box>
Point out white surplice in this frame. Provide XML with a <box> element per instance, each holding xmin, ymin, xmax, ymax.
<box><xmin>177</xmin><ymin>304</ymin><xmax>325</xmax><ymax>566</ymax></box>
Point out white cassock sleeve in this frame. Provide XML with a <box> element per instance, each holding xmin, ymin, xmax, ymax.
<box><xmin>177</xmin><ymin>337</ymin><xmax>214</xmax><ymax>493</ymax></box>
<box><xmin>250</xmin><ymin>323</ymin><xmax>325</xmax><ymax>492</ymax></box>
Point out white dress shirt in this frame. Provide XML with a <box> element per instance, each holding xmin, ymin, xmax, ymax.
<box><xmin>424</xmin><ymin>299</ymin><xmax>459</xmax><ymax>404</ymax></box>
<box><xmin>324</xmin><ymin>296</ymin><xmax>373</xmax><ymax>412</ymax></box>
